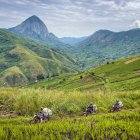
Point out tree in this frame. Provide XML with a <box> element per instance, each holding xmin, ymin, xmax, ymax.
<box><xmin>90</xmin><ymin>72</ymin><xmax>95</xmax><ymax>76</ymax></box>
<box><xmin>80</xmin><ymin>75</ymin><xmax>83</xmax><ymax>79</ymax></box>
<box><xmin>37</xmin><ymin>74</ymin><xmax>44</xmax><ymax>80</ymax></box>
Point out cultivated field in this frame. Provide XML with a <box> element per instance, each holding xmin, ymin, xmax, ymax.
<box><xmin>0</xmin><ymin>88</ymin><xmax>140</xmax><ymax>139</ymax></box>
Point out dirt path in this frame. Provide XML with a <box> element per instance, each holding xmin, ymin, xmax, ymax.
<box><xmin>125</xmin><ymin>56</ymin><xmax>140</xmax><ymax>64</ymax></box>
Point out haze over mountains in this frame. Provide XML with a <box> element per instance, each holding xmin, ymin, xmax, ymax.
<box><xmin>0</xmin><ymin>15</ymin><xmax>140</xmax><ymax>86</ymax></box>
<box><xmin>59</xmin><ymin>36</ymin><xmax>87</xmax><ymax>46</ymax></box>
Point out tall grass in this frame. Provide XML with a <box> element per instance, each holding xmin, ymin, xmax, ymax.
<box><xmin>0</xmin><ymin>88</ymin><xmax>140</xmax><ymax>139</ymax></box>
<box><xmin>0</xmin><ymin>110</ymin><xmax>139</xmax><ymax>140</ymax></box>
<box><xmin>0</xmin><ymin>88</ymin><xmax>140</xmax><ymax>116</ymax></box>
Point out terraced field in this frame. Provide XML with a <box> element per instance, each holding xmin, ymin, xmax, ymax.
<box><xmin>30</xmin><ymin>55</ymin><xmax>140</xmax><ymax>92</ymax></box>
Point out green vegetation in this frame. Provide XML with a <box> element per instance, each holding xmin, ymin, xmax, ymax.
<box><xmin>0</xmin><ymin>88</ymin><xmax>139</xmax><ymax>116</ymax></box>
<box><xmin>0</xmin><ymin>28</ymin><xmax>140</xmax><ymax>139</ymax></box>
<box><xmin>0</xmin><ymin>110</ymin><xmax>140</xmax><ymax>140</ymax></box>
<box><xmin>0</xmin><ymin>66</ymin><xmax>28</xmax><ymax>87</ymax></box>
<box><xmin>0</xmin><ymin>55</ymin><xmax>140</xmax><ymax>139</ymax></box>
<box><xmin>0</xmin><ymin>29</ymin><xmax>78</xmax><ymax>87</ymax></box>
<box><xmin>0</xmin><ymin>88</ymin><xmax>140</xmax><ymax>139</ymax></box>
<box><xmin>0</xmin><ymin>16</ymin><xmax>140</xmax><ymax>140</ymax></box>
<box><xmin>31</xmin><ymin>55</ymin><xmax>140</xmax><ymax>91</ymax></box>
<box><xmin>72</xmin><ymin>29</ymin><xmax>140</xmax><ymax>70</ymax></box>
<box><xmin>8</xmin><ymin>15</ymin><xmax>140</xmax><ymax>70</ymax></box>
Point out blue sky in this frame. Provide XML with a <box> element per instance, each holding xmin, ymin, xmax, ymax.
<box><xmin>0</xmin><ymin>0</ymin><xmax>140</xmax><ymax>37</ymax></box>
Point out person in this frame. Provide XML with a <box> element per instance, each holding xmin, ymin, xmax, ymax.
<box><xmin>114</xmin><ymin>100</ymin><xmax>123</xmax><ymax>109</ymax></box>
<box><xmin>87</xmin><ymin>102</ymin><xmax>97</xmax><ymax>113</ymax></box>
<box><xmin>112</xmin><ymin>100</ymin><xmax>123</xmax><ymax>112</ymax></box>
<box><xmin>38</xmin><ymin>111</ymin><xmax>44</xmax><ymax>122</ymax></box>
<box><xmin>32</xmin><ymin>113</ymin><xmax>42</xmax><ymax>123</ymax></box>
<box><xmin>40</xmin><ymin>107</ymin><xmax>52</xmax><ymax>121</ymax></box>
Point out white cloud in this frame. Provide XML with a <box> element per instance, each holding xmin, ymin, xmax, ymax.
<box><xmin>0</xmin><ymin>0</ymin><xmax>140</xmax><ymax>37</ymax></box>
<box><xmin>128</xmin><ymin>20</ymin><xmax>140</xmax><ymax>29</ymax></box>
<box><xmin>133</xmin><ymin>20</ymin><xmax>140</xmax><ymax>28</ymax></box>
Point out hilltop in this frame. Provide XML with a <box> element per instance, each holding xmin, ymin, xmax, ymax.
<box><xmin>8</xmin><ymin>15</ymin><xmax>71</xmax><ymax>52</ymax></box>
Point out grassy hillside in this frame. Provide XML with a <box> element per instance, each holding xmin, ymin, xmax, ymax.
<box><xmin>0</xmin><ymin>66</ymin><xmax>28</xmax><ymax>87</ymax></box>
<box><xmin>31</xmin><ymin>55</ymin><xmax>140</xmax><ymax>91</ymax></box>
<box><xmin>0</xmin><ymin>29</ymin><xmax>78</xmax><ymax>87</ymax></box>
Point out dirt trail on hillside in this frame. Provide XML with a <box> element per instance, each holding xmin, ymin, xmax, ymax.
<box><xmin>125</xmin><ymin>56</ymin><xmax>140</xmax><ymax>64</ymax></box>
<box><xmin>0</xmin><ymin>111</ymin><xmax>17</xmax><ymax>118</ymax></box>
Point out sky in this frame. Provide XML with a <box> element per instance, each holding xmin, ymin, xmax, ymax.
<box><xmin>0</xmin><ymin>0</ymin><xmax>140</xmax><ymax>37</ymax></box>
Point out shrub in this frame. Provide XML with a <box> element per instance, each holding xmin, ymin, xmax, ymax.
<box><xmin>37</xmin><ymin>74</ymin><xmax>44</xmax><ymax>80</ymax></box>
<box><xmin>80</xmin><ymin>76</ymin><xmax>83</xmax><ymax>79</ymax></box>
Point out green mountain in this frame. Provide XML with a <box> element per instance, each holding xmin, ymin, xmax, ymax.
<box><xmin>8</xmin><ymin>15</ymin><xmax>140</xmax><ymax>71</ymax></box>
<box><xmin>71</xmin><ymin>29</ymin><xmax>140</xmax><ymax>70</ymax></box>
<box><xmin>0</xmin><ymin>29</ymin><xmax>77</xmax><ymax>87</ymax></box>
<box><xmin>31</xmin><ymin>54</ymin><xmax>140</xmax><ymax>91</ymax></box>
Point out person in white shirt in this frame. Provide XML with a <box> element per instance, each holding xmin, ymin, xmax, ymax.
<box><xmin>40</xmin><ymin>107</ymin><xmax>52</xmax><ymax>121</ymax></box>
<box><xmin>115</xmin><ymin>100</ymin><xmax>123</xmax><ymax>109</ymax></box>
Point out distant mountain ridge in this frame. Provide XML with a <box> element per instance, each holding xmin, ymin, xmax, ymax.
<box><xmin>71</xmin><ymin>28</ymin><xmax>140</xmax><ymax>69</ymax></box>
<box><xmin>81</xmin><ymin>29</ymin><xmax>140</xmax><ymax>46</ymax></box>
<box><xmin>8</xmin><ymin>15</ymin><xmax>71</xmax><ymax>52</ymax></box>
<box><xmin>7</xmin><ymin>15</ymin><xmax>140</xmax><ymax>70</ymax></box>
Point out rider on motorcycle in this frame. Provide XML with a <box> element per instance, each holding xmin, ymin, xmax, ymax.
<box><xmin>114</xmin><ymin>100</ymin><xmax>123</xmax><ymax>109</ymax></box>
<box><xmin>87</xmin><ymin>102</ymin><xmax>97</xmax><ymax>113</ymax></box>
<box><xmin>40</xmin><ymin>107</ymin><xmax>52</xmax><ymax>121</ymax></box>
<box><xmin>112</xmin><ymin>100</ymin><xmax>123</xmax><ymax>112</ymax></box>
<box><xmin>30</xmin><ymin>107</ymin><xmax>52</xmax><ymax>124</ymax></box>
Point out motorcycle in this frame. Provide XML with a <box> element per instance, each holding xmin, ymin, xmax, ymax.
<box><xmin>83</xmin><ymin>108</ymin><xmax>96</xmax><ymax>116</ymax></box>
<box><xmin>30</xmin><ymin>114</ymin><xmax>41</xmax><ymax>124</ymax></box>
<box><xmin>30</xmin><ymin>114</ymin><xmax>49</xmax><ymax>124</ymax></box>
<box><xmin>110</xmin><ymin>105</ymin><xmax>122</xmax><ymax>112</ymax></box>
